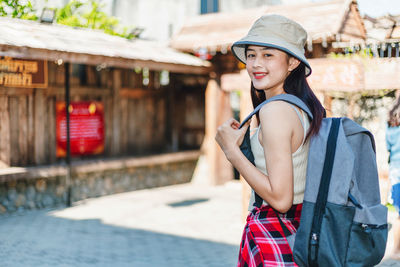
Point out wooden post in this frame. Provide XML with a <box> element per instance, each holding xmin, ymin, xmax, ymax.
<box><xmin>47</xmin><ymin>97</ymin><xmax>56</xmax><ymax>163</ymax></box>
<box><xmin>9</xmin><ymin>97</ymin><xmax>19</xmax><ymax>166</ymax></box>
<box><xmin>34</xmin><ymin>88</ymin><xmax>46</xmax><ymax>164</ymax></box>
<box><xmin>323</xmin><ymin>93</ymin><xmax>333</xmax><ymax>117</ymax></box>
<box><xmin>27</xmin><ymin>94</ymin><xmax>34</xmax><ymax>165</ymax></box>
<box><xmin>111</xmin><ymin>69</ymin><xmax>121</xmax><ymax>155</ymax></box>
<box><xmin>204</xmin><ymin>79</ymin><xmax>234</xmax><ymax>185</ymax></box>
<box><xmin>0</xmin><ymin>95</ymin><xmax>10</xmax><ymax>166</ymax></box>
<box><xmin>18</xmin><ymin>96</ymin><xmax>28</xmax><ymax>165</ymax></box>
<box><xmin>120</xmin><ymin>97</ymin><xmax>128</xmax><ymax>155</ymax></box>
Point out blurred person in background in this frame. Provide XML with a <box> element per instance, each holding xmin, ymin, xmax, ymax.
<box><xmin>387</xmin><ymin>94</ymin><xmax>400</xmax><ymax>260</ymax></box>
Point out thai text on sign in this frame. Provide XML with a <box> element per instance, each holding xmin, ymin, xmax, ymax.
<box><xmin>0</xmin><ymin>57</ymin><xmax>47</xmax><ymax>88</ymax></box>
<box><xmin>56</xmin><ymin>101</ymin><xmax>105</xmax><ymax>157</ymax></box>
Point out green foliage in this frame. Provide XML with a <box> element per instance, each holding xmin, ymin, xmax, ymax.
<box><xmin>0</xmin><ymin>0</ymin><xmax>136</xmax><ymax>40</ymax></box>
<box><xmin>0</xmin><ymin>0</ymin><xmax>37</xmax><ymax>20</ymax></box>
<box><xmin>55</xmin><ymin>0</ymin><xmax>136</xmax><ymax>39</ymax></box>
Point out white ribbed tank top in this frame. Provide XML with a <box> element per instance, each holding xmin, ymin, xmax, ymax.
<box><xmin>248</xmin><ymin>104</ymin><xmax>310</xmax><ymax>211</ymax></box>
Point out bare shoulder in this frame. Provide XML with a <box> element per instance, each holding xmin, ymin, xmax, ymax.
<box><xmin>259</xmin><ymin>100</ymin><xmax>297</xmax><ymax>122</ymax></box>
<box><xmin>258</xmin><ymin>100</ymin><xmax>298</xmax><ymax>144</ymax></box>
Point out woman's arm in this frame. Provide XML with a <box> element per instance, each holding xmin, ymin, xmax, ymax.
<box><xmin>215</xmin><ymin>101</ymin><xmax>298</xmax><ymax>213</ymax></box>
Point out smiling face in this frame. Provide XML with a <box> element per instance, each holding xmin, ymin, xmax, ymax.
<box><xmin>245</xmin><ymin>45</ymin><xmax>300</xmax><ymax>98</ymax></box>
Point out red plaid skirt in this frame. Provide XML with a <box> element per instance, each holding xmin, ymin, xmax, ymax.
<box><xmin>237</xmin><ymin>204</ymin><xmax>302</xmax><ymax>267</ymax></box>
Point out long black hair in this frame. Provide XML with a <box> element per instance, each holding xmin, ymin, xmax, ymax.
<box><xmin>250</xmin><ymin>63</ymin><xmax>325</xmax><ymax>141</ymax></box>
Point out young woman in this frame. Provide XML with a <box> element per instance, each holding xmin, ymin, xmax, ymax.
<box><xmin>386</xmin><ymin>95</ymin><xmax>400</xmax><ymax>260</ymax></box>
<box><xmin>215</xmin><ymin>15</ymin><xmax>325</xmax><ymax>266</ymax></box>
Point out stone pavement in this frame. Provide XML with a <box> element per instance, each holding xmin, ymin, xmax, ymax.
<box><xmin>0</xmin><ymin>180</ymin><xmax>399</xmax><ymax>267</ymax></box>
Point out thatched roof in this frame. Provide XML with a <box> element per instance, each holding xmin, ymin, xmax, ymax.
<box><xmin>170</xmin><ymin>0</ymin><xmax>365</xmax><ymax>53</ymax></box>
<box><xmin>0</xmin><ymin>17</ymin><xmax>211</xmax><ymax>74</ymax></box>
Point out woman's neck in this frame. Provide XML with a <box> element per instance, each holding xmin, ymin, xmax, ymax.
<box><xmin>264</xmin><ymin>87</ymin><xmax>285</xmax><ymax>99</ymax></box>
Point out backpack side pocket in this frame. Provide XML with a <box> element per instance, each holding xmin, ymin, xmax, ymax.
<box><xmin>345</xmin><ymin>204</ymin><xmax>388</xmax><ymax>266</ymax></box>
<box><xmin>316</xmin><ymin>202</ymin><xmax>355</xmax><ymax>266</ymax></box>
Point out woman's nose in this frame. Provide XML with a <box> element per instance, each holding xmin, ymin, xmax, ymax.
<box><xmin>252</xmin><ymin>55</ymin><xmax>262</xmax><ymax>67</ymax></box>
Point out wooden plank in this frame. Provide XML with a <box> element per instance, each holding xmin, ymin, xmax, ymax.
<box><xmin>34</xmin><ymin>88</ymin><xmax>46</xmax><ymax>164</ymax></box>
<box><xmin>145</xmin><ymin>96</ymin><xmax>155</xmax><ymax>150</ymax></box>
<box><xmin>127</xmin><ymin>99</ymin><xmax>137</xmax><ymax>153</ymax></box>
<box><xmin>47</xmin><ymin>61</ymin><xmax>56</xmax><ymax>85</ymax></box>
<box><xmin>18</xmin><ymin>96</ymin><xmax>28</xmax><ymax>165</ymax></box>
<box><xmin>135</xmin><ymin>98</ymin><xmax>146</xmax><ymax>154</ymax></box>
<box><xmin>87</xmin><ymin>65</ymin><xmax>97</xmax><ymax>86</ymax></box>
<box><xmin>121</xmin><ymin>69</ymin><xmax>130</xmax><ymax>88</ymax></box>
<box><xmin>27</xmin><ymin>94</ymin><xmax>34</xmax><ymax>164</ymax></box>
<box><xmin>156</xmin><ymin>97</ymin><xmax>166</xmax><ymax>147</ymax></box>
<box><xmin>153</xmin><ymin>71</ymin><xmax>161</xmax><ymax>90</ymax></box>
<box><xmin>120</xmin><ymin>98</ymin><xmax>128</xmax><ymax>154</ymax></box>
<box><xmin>111</xmin><ymin>69</ymin><xmax>121</xmax><ymax>155</ymax></box>
<box><xmin>146</xmin><ymin>70</ymin><xmax>154</xmax><ymax>89</ymax></box>
<box><xmin>47</xmin><ymin>97</ymin><xmax>56</xmax><ymax>163</ymax></box>
<box><xmin>9</xmin><ymin>97</ymin><xmax>19</xmax><ymax>166</ymax></box>
<box><xmin>131</xmin><ymin>72</ymin><xmax>142</xmax><ymax>88</ymax></box>
<box><xmin>104</xmin><ymin>96</ymin><xmax>113</xmax><ymax>156</ymax></box>
<box><xmin>0</xmin><ymin>95</ymin><xmax>10</xmax><ymax>166</ymax></box>
<box><xmin>56</xmin><ymin>64</ymin><xmax>65</xmax><ymax>86</ymax></box>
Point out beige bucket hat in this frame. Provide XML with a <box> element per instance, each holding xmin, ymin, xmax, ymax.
<box><xmin>231</xmin><ymin>14</ymin><xmax>312</xmax><ymax>76</ymax></box>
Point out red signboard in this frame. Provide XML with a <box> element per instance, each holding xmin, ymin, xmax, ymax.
<box><xmin>56</xmin><ymin>101</ymin><xmax>105</xmax><ymax>157</ymax></box>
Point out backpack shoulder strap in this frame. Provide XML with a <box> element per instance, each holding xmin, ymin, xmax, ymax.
<box><xmin>239</xmin><ymin>94</ymin><xmax>313</xmax><ymax>128</ymax></box>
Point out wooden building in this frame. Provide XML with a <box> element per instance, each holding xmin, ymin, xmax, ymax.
<box><xmin>0</xmin><ymin>17</ymin><xmax>211</xmax><ymax>168</ymax></box>
<box><xmin>0</xmin><ymin>17</ymin><xmax>215</xmax><ymax>213</ymax></box>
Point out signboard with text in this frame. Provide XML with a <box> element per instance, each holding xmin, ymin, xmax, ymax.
<box><xmin>0</xmin><ymin>57</ymin><xmax>47</xmax><ymax>88</ymax></box>
<box><xmin>56</xmin><ymin>101</ymin><xmax>105</xmax><ymax>157</ymax></box>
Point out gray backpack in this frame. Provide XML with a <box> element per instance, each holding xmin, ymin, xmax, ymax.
<box><xmin>239</xmin><ymin>94</ymin><xmax>388</xmax><ymax>267</ymax></box>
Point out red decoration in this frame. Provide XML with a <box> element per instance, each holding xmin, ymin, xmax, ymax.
<box><xmin>56</xmin><ymin>101</ymin><xmax>105</xmax><ymax>157</ymax></box>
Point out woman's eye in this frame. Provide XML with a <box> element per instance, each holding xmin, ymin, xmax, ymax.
<box><xmin>246</xmin><ymin>54</ymin><xmax>255</xmax><ymax>58</ymax></box>
<box><xmin>264</xmin><ymin>53</ymin><xmax>272</xmax><ymax>57</ymax></box>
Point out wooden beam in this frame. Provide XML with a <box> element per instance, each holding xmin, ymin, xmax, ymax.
<box><xmin>0</xmin><ymin>45</ymin><xmax>212</xmax><ymax>75</ymax></box>
<box><xmin>119</xmin><ymin>88</ymin><xmax>163</xmax><ymax>99</ymax></box>
<box><xmin>0</xmin><ymin>87</ymin><xmax>33</xmax><ymax>96</ymax></box>
<box><xmin>45</xmin><ymin>86</ymin><xmax>111</xmax><ymax>97</ymax></box>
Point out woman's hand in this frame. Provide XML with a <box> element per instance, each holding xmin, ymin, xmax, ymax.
<box><xmin>215</xmin><ymin>118</ymin><xmax>251</xmax><ymax>159</ymax></box>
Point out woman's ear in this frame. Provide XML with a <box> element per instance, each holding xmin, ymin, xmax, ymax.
<box><xmin>288</xmin><ymin>57</ymin><xmax>301</xmax><ymax>72</ymax></box>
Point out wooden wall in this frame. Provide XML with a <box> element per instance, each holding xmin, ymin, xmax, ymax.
<box><xmin>0</xmin><ymin>62</ymin><xmax>206</xmax><ymax>167</ymax></box>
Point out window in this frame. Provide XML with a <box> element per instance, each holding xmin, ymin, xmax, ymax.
<box><xmin>201</xmin><ymin>0</ymin><xmax>219</xmax><ymax>14</ymax></box>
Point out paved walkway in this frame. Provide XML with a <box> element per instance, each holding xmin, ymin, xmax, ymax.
<box><xmin>0</xmin><ymin>180</ymin><xmax>399</xmax><ymax>266</ymax></box>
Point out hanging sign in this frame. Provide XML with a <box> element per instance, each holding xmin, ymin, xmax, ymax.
<box><xmin>0</xmin><ymin>57</ymin><xmax>47</xmax><ymax>88</ymax></box>
<box><xmin>56</xmin><ymin>101</ymin><xmax>105</xmax><ymax>157</ymax></box>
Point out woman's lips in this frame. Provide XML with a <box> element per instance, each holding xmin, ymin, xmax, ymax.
<box><xmin>253</xmin><ymin>72</ymin><xmax>267</xmax><ymax>79</ymax></box>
